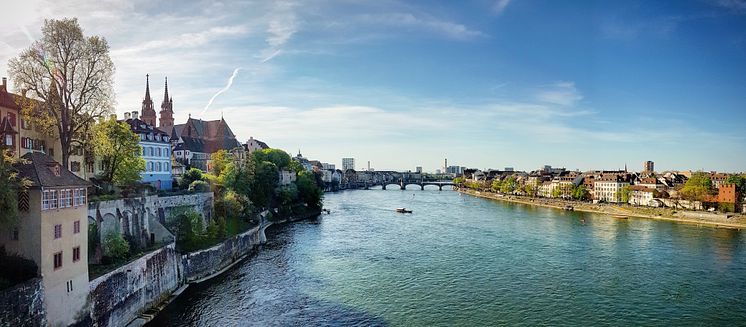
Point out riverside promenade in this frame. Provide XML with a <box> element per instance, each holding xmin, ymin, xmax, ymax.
<box><xmin>457</xmin><ymin>188</ymin><xmax>746</xmax><ymax>230</ymax></box>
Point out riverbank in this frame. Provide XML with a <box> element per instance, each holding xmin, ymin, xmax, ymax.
<box><xmin>457</xmin><ymin>188</ymin><xmax>746</xmax><ymax>229</ymax></box>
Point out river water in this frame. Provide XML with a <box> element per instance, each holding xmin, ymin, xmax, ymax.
<box><xmin>149</xmin><ymin>188</ymin><xmax>746</xmax><ymax>326</ymax></box>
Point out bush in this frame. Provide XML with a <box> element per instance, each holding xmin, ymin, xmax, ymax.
<box><xmin>180</xmin><ymin>168</ymin><xmax>204</xmax><ymax>190</ymax></box>
<box><xmin>189</xmin><ymin>180</ymin><xmax>210</xmax><ymax>192</ymax></box>
<box><xmin>103</xmin><ymin>232</ymin><xmax>130</xmax><ymax>261</ymax></box>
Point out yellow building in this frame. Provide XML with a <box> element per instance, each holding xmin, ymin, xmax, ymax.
<box><xmin>0</xmin><ymin>152</ymin><xmax>90</xmax><ymax>326</ymax></box>
<box><xmin>0</xmin><ymin>77</ymin><xmax>90</xmax><ymax>179</ymax></box>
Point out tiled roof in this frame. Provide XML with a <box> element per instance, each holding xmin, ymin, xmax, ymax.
<box><xmin>15</xmin><ymin>152</ymin><xmax>89</xmax><ymax>188</ymax></box>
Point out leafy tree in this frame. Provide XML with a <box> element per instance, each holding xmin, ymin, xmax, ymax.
<box><xmin>524</xmin><ymin>182</ymin><xmax>538</xmax><ymax>197</ymax></box>
<box><xmin>500</xmin><ymin>177</ymin><xmax>517</xmax><ymax>194</ymax></box>
<box><xmin>296</xmin><ymin>171</ymin><xmax>323</xmax><ymax>209</ymax></box>
<box><xmin>103</xmin><ymin>232</ymin><xmax>130</xmax><ymax>260</ymax></box>
<box><xmin>287</xmin><ymin>160</ymin><xmax>304</xmax><ymax>174</ymax></box>
<box><xmin>680</xmin><ymin>172</ymin><xmax>715</xmax><ymax>202</ymax></box>
<box><xmin>571</xmin><ymin>185</ymin><xmax>590</xmax><ymax>201</ymax></box>
<box><xmin>250</xmin><ymin>159</ymin><xmax>279</xmax><ymax>209</ymax></box>
<box><xmin>616</xmin><ymin>185</ymin><xmax>632</xmax><ymax>203</ymax></box>
<box><xmin>180</xmin><ymin>168</ymin><xmax>204</xmax><ymax>189</ymax></box>
<box><xmin>491</xmin><ymin>179</ymin><xmax>502</xmax><ymax>193</ymax></box>
<box><xmin>9</xmin><ymin>18</ymin><xmax>114</xmax><ymax>169</ymax></box>
<box><xmin>209</xmin><ymin>150</ymin><xmax>231</xmax><ymax>176</ymax></box>
<box><xmin>725</xmin><ymin>175</ymin><xmax>746</xmax><ymax>195</ymax></box>
<box><xmin>551</xmin><ymin>186</ymin><xmax>562</xmax><ymax>198</ymax></box>
<box><xmin>253</xmin><ymin>149</ymin><xmax>291</xmax><ymax>170</ymax></box>
<box><xmin>453</xmin><ymin>177</ymin><xmax>465</xmax><ymax>185</ymax></box>
<box><xmin>0</xmin><ymin>150</ymin><xmax>31</xmax><ymax>226</ymax></box>
<box><xmin>93</xmin><ymin>117</ymin><xmax>144</xmax><ymax>186</ymax></box>
<box><xmin>188</xmin><ymin>180</ymin><xmax>210</xmax><ymax>192</ymax></box>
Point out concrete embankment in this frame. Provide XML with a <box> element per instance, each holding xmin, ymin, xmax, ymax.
<box><xmin>458</xmin><ymin>188</ymin><xmax>746</xmax><ymax>230</ymax></box>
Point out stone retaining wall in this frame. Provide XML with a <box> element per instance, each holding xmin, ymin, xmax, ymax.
<box><xmin>0</xmin><ymin>278</ymin><xmax>46</xmax><ymax>327</ymax></box>
<box><xmin>181</xmin><ymin>225</ymin><xmax>265</xmax><ymax>282</ymax></box>
<box><xmin>88</xmin><ymin>243</ymin><xmax>181</xmax><ymax>327</ymax></box>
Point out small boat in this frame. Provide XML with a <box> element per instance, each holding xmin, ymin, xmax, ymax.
<box><xmin>564</xmin><ymin>205</ymin><xmax>574</xmax><ymax>211</ymax></box>
<box><xmin>396</xmin><ymin>208</ymin><xmax>413</xmax><ymax>213</ymax></box>
<box><xmin>612</xmin><ymin>215</ymin><xmax>628</xmax><ymax>220</ymax></box>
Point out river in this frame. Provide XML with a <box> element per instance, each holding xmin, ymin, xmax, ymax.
<box><xmin>149</xmin><ymin>188</ymin><xmax>746</xmax><ymax>326</ymax></box>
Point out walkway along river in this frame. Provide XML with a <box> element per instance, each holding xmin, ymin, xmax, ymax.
<box><xmin>148</xmin><ymin>188</ymin><xmax>746</xmax><ymax>326</ymax></box>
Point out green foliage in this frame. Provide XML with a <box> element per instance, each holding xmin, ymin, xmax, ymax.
<box><xmin>620</xmin><ymin>185</ymin><xmax>632</xmax><ymax>203</ymax></box>
<box><xmin>491</xmin><ymin>179</ymin><xmax>502</xmax><ymax>192</ymax></box>
<box><xmin>681</xmin><ymin>172</ymin><xmax>715</xmax><ymax>202</ymax></box>
<box><xmin>453</xmin><ymin>177</ymin><xmax>465</xmax><ymax>185</ymax></box>
<box><xmin>252</xmin><ymin>149</ymin><xmax>291</xmax><ymax>170</ymax></box>
<box><xmin>718</xmin><ymin>202</ymin><xmax>735</xmax><ymax>213</ymax></box>
<box><xmin>250</xmin><ymin>160</ymin><xmax>279</xmax><ymax>209</ymax></box>
<box><xmin>571</xmin><ymin>185</ymin><xmax>590</xmax><ymax>201</ymax></box>
<box><xmin>500</xmin><ymin>177</ymin><xmax>517</xmax><ymax>194</ymax></box>
<box><xmin>88</xmin><ymin>222</ymin><xmax>100</xmax><ymax>260</ymax></box>
<box><xmin>524</xmin><ymin>183</ymin><xmax>538</xmax><ymax>197</ymax></box>
<box><xmin>725</xmin><ymin>175</ymin><xmax>746</xmax><ymax>195</ymax></box>
<box><xmin>188</xmin><ymin>180</ymin><xmax>210</xmax><ymax>192</ymax></box>
<box><xmin>287</xmin><ymin>160</ymin><xmax>304</xmax><ymax>174</ymax></box>
<box><xmin>93</xmin><ymin>117</ymin><xmax>145</xmax><ymax>186</ymax></box>
<box><xmin>209</xmin><ymin>150</ymin><xmax>231</xmax><ymax>176</ymax></box>
<box><xmin>103</xmin><ymin>232</ymin><xmax>130</xmax><ymax>261</ymax></box>
<box><xmin>0</xmin><ymin>150</ymin><xmax>30</xmax><ymax>226</ymax></box>
<box><xmin>180</xmin><ymin>168</ymin><xmax>204</xmax><ymax>190</ymax></box>
<box><xmin>296</xmin><ymin>171</ymin><xmax>323</xmax><ymax>209</ymax></box>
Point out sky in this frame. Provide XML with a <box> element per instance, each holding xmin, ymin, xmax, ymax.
<box><xmin>1</xmin><ymin>0</ymin><xmax>745</xmax><ymax>173</ymax></box>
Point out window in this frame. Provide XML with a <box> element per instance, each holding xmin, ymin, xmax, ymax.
<box><xmin>54</xmin><ymin>224</ymin><xmax>62</xmax><ymax>239</ymax></box>
<box><xmin>49</xmin><ymin>148</ymin><xmax>54</xmax><ymax>157</ymax></box>
<box><xmin>73</xmin><ymin>246</ymin><xmax>80</xmax><ymax>262</ymax></box>
<box><xmin>165</xmin><ymin>162</ymin><xmax>169</xmax><ymax>171</ymax></box>
<box><xmin>8</xmin><ymin>112</ymin><xmax>16</xmax><ymax>127</ymax></box>
<box><xmin>156</xmin><ymin>147</ymin><xmax>161</xmax><ymax>157</ymax></box>
<box><xmin>71</xmin><ymin>161</ymin><xmax>80</xmax><ymax>172</ymax></box>
<box><xmin>67</xmin><ymin>190</ymin><xmax>73</xmax><ymax>207</ymax></box>
<box><xmin>157</xmin><ymin>162</ymin><xmax>162</xmax><ymax>172</ymax></box>
<box><xmin>21</xmin><ymin>118</ymin><xmax>30</xmax><ymax>130</ymax></box>
<box><xmin>78</xmin><ymin>188</ymin><xmax>86</xmax><ymax>206</ymax></box>
<box><xmin>42</xmin><ymin>191</ymin><xmax>50</xmax><ymax>210</ymax></box>
<box><xmin>74</xmin><ymin>220</ymin><xmax>80</xmax><ymax>234</ymax></box>
<box><xmin>11</xmin><ymin>228</ymin><xmax>19</xmax><ymax>241</ymax></box>
<box><xmin>66</xmin><ymin>280</ymin><xmax>73</xmax><ymax>292</ymax></box>
<box><xmin>50</xmin><ymin>190</ymin><xmax>58</xmax><ymax>209</ymax></box>
<box><xmin>140</xmin><ymin>134</ymin><xmax>145</xmax><ymax>141</ymax></box>
<box><xmin>147</xmin><ymin>162</ymin><xmax>152</xmax><ymax>171</ymax></box>
<box><xmin>54</xmin><ymin>252</ymin><xmax>62</xmax><ymax>270</ymax></box>
<box><xmin>60</xmin><ymin>189</ymin><xmax>70</xmax><ymax>208</ymax></box>
<box><xmin>4</xmin><ymin>134</ymin><xmax>12</xmax><ymax>146</ymax></box>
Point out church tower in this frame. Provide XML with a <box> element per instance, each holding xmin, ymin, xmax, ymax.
<box><xmin>159</xmin><ymin>77</ymin><xmax>175</xmax><ymax>129</ymax></box>
<box><xmin>140</xmin><ymin>74</ymin><xmax>157</xmax><ymax>126</ymax></box>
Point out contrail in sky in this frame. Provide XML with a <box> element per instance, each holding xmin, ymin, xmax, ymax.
<box><xmin>201</xmin><ymin>68</ymin><xmax>241</xmax><ymax>115</ymax></box>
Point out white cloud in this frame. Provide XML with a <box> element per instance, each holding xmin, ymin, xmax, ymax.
<box><xmin>493</xmin><ymin>0</ymin><xmax>512</xmax><ymax>14</ymax></box>
<box><xmin>354</xmin><ymin>13</ymin><xmax>486</xmax><ymax>40</ymax></box>
<box><xmin>535</xmin><ymin>81</ymin><xmax>584</xmax><ymax>106</ymax></box>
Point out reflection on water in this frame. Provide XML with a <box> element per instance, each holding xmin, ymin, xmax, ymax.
<box><xmin>149</xmin><ymin>190</ymin><xmax>746</xmax><ymax>326</ymax></box>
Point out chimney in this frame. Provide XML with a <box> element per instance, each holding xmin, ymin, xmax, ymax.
<box><xmin>132</xmin><ymin>111</ymin><xmax>138</xmax><ymax>119</ymax></box>
<box><xmin>124</xmin><ymin>112</ymin><xmax>131</xmax><ymax>120</ymax></box>
<box><xmin>2</xmin><ymin>77</ymin><xmax>6</xmax><ymax>87</ymax></box>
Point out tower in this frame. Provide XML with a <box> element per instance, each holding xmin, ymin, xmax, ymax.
<box><xmin>140</xmin><ymin>74</ymin><xmax>157</xmax><ymax>126</ymax></box>
<box><xmin>159</xmin><ymin>77</ymin><xmax>175</xmax><ymax>129</ymax></box>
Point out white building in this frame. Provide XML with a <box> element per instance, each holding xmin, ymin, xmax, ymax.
<box><xmin>342</xmin><ymin>157</ymin><xmax>355</xmax><ymax>171</ymax></box>
<box><xmin>279</xmin><ymin>169</ymin><xmax>297</xmax><ymax>186</ymax></box>
<box><xmin>593</xmin><ymin>174</ymin><xmax>631</xmax><ymax>203</ymax></box>
<box><xmin>245</xmin><ymin>136</ymin><xmax>269</xmax><ymax>154</ymax></box>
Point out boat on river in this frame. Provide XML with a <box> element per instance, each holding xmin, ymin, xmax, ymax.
<box><xmin>396</xmin><ymin>208</ymin><xmax>413</xmax><ymax>213</ymax></box>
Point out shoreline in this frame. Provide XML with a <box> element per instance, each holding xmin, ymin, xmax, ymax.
<box><xmin>457</xmin><ymin>188</ymin><xmax>746</xmax><ymax>230</ymax></box>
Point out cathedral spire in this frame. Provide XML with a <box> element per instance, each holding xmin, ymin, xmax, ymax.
<box><xmin>144</xmin><ymin>74</ymin><xmax>151</xmax><ymax>102</ymax></box>
<box><xmin>162</xmin><ymin>76</ymin><xmax>170</xmax><ymax>106</ymax></box>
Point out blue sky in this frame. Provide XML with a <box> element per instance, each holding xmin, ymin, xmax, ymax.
<box><xmin>1</xmin><ymin>0</ymin><xmax>745</xmax><ymax>172</ymax></box>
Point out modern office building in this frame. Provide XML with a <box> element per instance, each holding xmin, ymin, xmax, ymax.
<box><xmin>342</xmin><ymin>157</ymin><xmax>355</xmax><ymax>171</ymax></box>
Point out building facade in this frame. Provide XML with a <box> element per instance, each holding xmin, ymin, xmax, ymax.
<box><xmin>0</xmin><ymin>152</ymin><xmax>90</xmax><ymax>326</ymax></box>
<box><xmin>342</xmin><ymin>157</ymin><xmax>355</xmax><ymax>171</ymax></box>
<box><xmin>123</xmin><ymin>111</ymin><xmax>172</xmax><ymax>190</ymax></box>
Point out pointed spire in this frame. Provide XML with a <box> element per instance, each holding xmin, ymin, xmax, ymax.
<box><xmin>163</xmin><ymin>76</ymin><xmax>169</xmax><ymax>104</ymax></box>
<box><xmin>144</xmin><ymin>74</ymin><xmax>151</xmax><ymax>102</ymax></box>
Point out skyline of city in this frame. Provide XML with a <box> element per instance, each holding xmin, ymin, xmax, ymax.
<box><xmin>1</xmin><ymin>0</ymin><xmax>745</xmax><ymax>172</ymax></box>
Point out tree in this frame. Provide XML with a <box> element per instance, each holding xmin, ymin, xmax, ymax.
<box><xmin>252</xmin><ymin>149</ymin><xmax>291</xmax><ymax>170</ymax></box>
<box><xmin>491</xmin><ymin>179</ymin><xmax>502</xmax><ymax>193</ymax></box>
<box><xmin>524</xmin><ymin>182</ymin><xmax>538</xmax><ymax>197</ymax></box>
<box><xmin>9</xmin><ymin>18</ymin><xmax>115</xmax><ymax>169</ymax></box>
<box><xmin>500</xmin><ymin>177</ymin><xmax>517</xmax><ymax>194</ymax></box>
<box><xmin>725</xmin><ymin>175</ymin><xmax>746</xmax><ymax>195</ymax></box>
<box><xmin>296</xmin><ymin>171</ymin><xmax>323</xmax><ymax>209</ymax></box>
<box><xmin>616</xmin><ymin>185</ymin><xmax>632</xmax><ymax>203</ymax></box>
<box><xmin>180</xmin><ymin>168</ymin><xmax>204</xmax><ymax>189</ymax></box>
<box><xmin>209</xmin><ymin>150</ymin><xmax>231</xmax><ymax>176</ymax></box>
<box><xmin>93</xmin><ymin>117</ymin><xmax>144</xmax><ymax>186</ymax></box>
<box><xmin>571</xmin><ymin>185</ymin><xmax>590</xmax><ymax>201</ymax></box>
<box><xmin>103</xmin><ymin>232</ymin><xmax>130</xmax><ymax>261</ymax></box>
<box><xmin>0</xmin><ymin>150</ymin><xmax>31</xmax><ymax>226</ymax></box>
<box><xmin>680</xmin><ymin>172</ymin><xmax>715</xmax><ymax>202</ymax></box>
<box><xmin>250</xmin><ymin>159</ymin><xmax>278</xmax><ymax>209</ymax></box>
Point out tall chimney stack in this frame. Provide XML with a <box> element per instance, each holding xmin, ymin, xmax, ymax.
<box><xmin>2</xmin><ymin>77</ymin><xmax>6</xmax><ymax>87</ymax></box>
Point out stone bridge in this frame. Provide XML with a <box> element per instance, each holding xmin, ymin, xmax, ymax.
<box><xmin>381</xmin><ymin>181</ymin><xmax>455</xmax><ymax>191</ymax></box>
